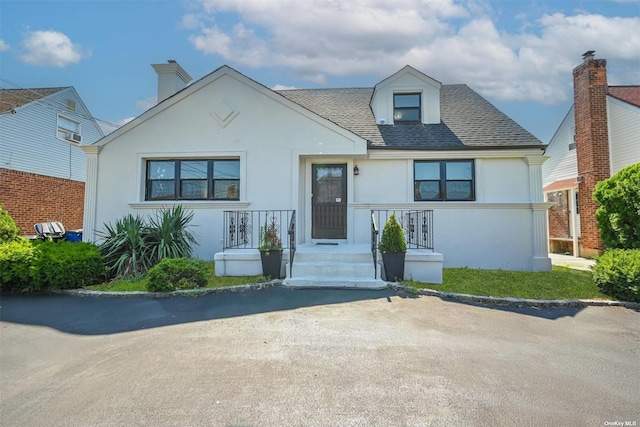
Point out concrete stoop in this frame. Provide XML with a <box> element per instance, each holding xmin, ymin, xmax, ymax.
<box><xmin>214</xmin><ymin>244</ymin><xmax>443</xmax><ymax>288</ymax></box>
<box><xmin>283</xmin><ymin>244</ymin><xmax>386</xmax><ymax>289</ymax></box>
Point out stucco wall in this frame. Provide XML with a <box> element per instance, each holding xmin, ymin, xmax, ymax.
<box><xmin>89</xmin><ymin>69</ymin><xmax>548</xmax><ymax>271</ymax></box>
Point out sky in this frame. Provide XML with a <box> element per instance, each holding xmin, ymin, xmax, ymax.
<box><xmin>1</xmin><ymin>0</ymin><xmax>639</xmax><ymax>143</ymax></box>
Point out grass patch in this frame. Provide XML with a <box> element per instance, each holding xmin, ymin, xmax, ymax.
<box><xmin>404</xmin><ymin>266</ymin><xmax>612</xmax><ymax>300</ymax></box>
<box><xmin>85</xmin><ymin>261</ymin><xmax>266</xmax><ymax>292</ymax></box>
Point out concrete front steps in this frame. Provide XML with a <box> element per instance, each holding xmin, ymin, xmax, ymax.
<box><xmin>283</xmin><ymin>244</ymin><xmax>386</xmax><ymax>289</ymax></box>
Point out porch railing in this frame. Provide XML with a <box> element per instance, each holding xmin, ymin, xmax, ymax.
<box><xmin>371</xmin><ymin>212</ymin><xmax>379</xmax><ymax>279</ymax></box>
<box><xmin>288</xmin><ymin>211</ymin><xmax>296</xmax><ymax>277</ymax></box>
<box><xmin>222</xmin><ymin>210</ymin><xmax>295</xmax><ymax>250</ymax></box>
<box><xmin>371</xmin><ymin>210</ymin><xmax>434</xmax><ymax>250</ymax></box>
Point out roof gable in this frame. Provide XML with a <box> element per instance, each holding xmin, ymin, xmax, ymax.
<box><xmin>95</xmin><ymin>65</ymin><xmax>368</xmax><ymax>148</ymax></box>
<box><xmin>370</xmin><ymin>65</ymin><xmax>443</xmax><ymax>126</ymax></box>
<box><xmin>373</xmin><ymin>65</ymin><xmax>441</xmax><ymax>93</ymax></box>
<box><xmin>0</xmin><ymin>87</ymin><xmax>67</xmax><ymax>113</ymax></box>
<box><xmin>95</xmin><ymin>63</ymin><xmax>543</xmax><ymax>151</ymax></box>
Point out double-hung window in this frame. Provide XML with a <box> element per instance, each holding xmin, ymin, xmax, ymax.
<box><xmin>393</xmin><ymin>93</ymin><xmax>421</xmax><ymax>122</ymax></box>
<box><xmin>146</xmin><ymin>159</ymin><xmax>240</xmax><ymax>201</ymax></box>
<box><xmin>57</xmin><ymin>114</ymin><xmax>81</xmax><ymax>142</ymax></box>
<box><xmin>414</xmin><ymin>160</ymin><xmax>475</xmax><ymax>201</ymax></box>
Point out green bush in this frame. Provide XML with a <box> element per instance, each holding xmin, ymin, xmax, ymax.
<box><xmin>592</xmin><ymin>249</ymin><xmax>640</xmax><ymax>302</ymax></box>
<box><xmin>31</xmin><ymin>241</ymin><xmax>106</xmax><ymax>290</ymax></box>
<box><xmin>146</xmin><ymin>258</ymin><xmax>209</xmax><ymax>292</ymax></box>
<box><xmin>147</xmin><ymin>205</ymin><xmax>197</xmax><ymax>262</ymax></box>
<box><xmin>98</xmin><ymin>214</ymin><xmax>151</xmax><ymax>279</ymax></box>
<box><xmin>593</xmin><ymin>163</ymin><xmax>640</xmax><ymax>249</ymax></box>
<box><xmin>378</xmin><ymin>213</ymin><xmax>407</xmax><ymax>253</ymax></box>
<box><xmin>0</xmin><ymin>238</ymin><xmax>37</xmax><ymax>292</ymax></box>
<box><xmin>98</xmin><ymin>206</ymin><xmax>197</xmax><ymax>280</ymax></box>
<box><xmin>0</xmin><ymin>205</ymin><xmax>20</xmax><ymax>244</ymax></box>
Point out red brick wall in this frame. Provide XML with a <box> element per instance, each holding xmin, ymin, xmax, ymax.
<box><xmin>573</xmin><ymin>55</ymin><xmax>610</xmax><ymax>256</ymax></box>
<box><xmin>547</xmin><ymin>190</ymin><xmax>571</xmax><ymax>239</ymax></box>
<box><xmin>0</xmin><ymin>168</ymin><xmax>84</xmax><ymax>235</ymax></box>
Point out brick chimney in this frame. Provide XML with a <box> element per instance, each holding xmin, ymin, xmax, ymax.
<box><xmin>151</xmin><ymin>60</ymin><xmax>192</xmax><ymax>103</ymax></box>
<box><xmin>572</xmin><ymin>50</ymin><xmax>610</xmax><ymax>257</ymax></box>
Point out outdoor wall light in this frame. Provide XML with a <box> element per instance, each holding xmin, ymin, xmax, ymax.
<box><xmin>354</xmin><ymin>165</ymin><xmax>360</xmax><ymax>176</ymax></box>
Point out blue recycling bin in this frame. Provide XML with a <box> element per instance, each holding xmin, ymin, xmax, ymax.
<box><xmin>64</xmin><ymin>230</ymin><xmax>83</xmax><ymax>242</ymax></box>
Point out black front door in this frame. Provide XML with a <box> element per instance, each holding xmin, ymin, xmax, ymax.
<box><xmin>312</xmin><ymin>164</ymin><xmax>347</xmax><ymax>239</ymax></box>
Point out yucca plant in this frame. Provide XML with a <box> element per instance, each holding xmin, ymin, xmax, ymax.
<box><xmin>97</xmin><ymin>214</ymin><xmax>152</xmax><ymax>279</ymax></box>
<box><xmin>147</xmin><ymin>205</ymin><xmax>197</xmax><ymax>264</ymax></box>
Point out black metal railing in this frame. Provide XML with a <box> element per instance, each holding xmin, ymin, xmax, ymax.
<box><xmin>288</xmin><ymin>211</ymin><xmax>296</xmax><ymax>277</ymax></box>
<box><xmin>223</xmin><ymin>210</ymin><xmax>295</xmax><ymax>250</ymax></box>
<box><xmin>371</xmin><ymin>211</ymin><xmax>379</xmax><ymax>279</ymax></box>
<box><xmin>371</xmin><ymin>210</ymin><xmax>434</xmax><ymax>250</ymax></box>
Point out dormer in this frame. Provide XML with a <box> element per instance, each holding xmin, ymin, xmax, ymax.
<box><xmin>370</xmin><ymin>65</ymin><xmax>441</xmax><ymax>125</ymax></box>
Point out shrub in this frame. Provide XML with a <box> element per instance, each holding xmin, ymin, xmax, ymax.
<box><xmin>593</xmin><ymin>163</ymin><xmax>640</xmax><ymax>249</ymax></box>
<box><xmin>98</xmin><ymin>206</ymin><xmax>197</xmax><ymax>279</ymax></box>
<box><xmin>378</xmin><ymin>213</ymin><xmax>407</xmax><ymax>253</ymax></box>
<box><xmin>146</xmin><ymin>258</ymin><xmax>209</xmax><ymax>292</ymax></box>
<box><xmin>0</xmin><ymin>238</ymin><xmax>37</xmax><ymax>292</ymax></box>
<box><xmin>592</xmin><ymin>249</ymin><xmax>640</xmax><ymax>302</ymax></box>
<box><xmin>0</xmin><ymin>205</ymin><xmax>20</xmax><ymax>244</ymax></box>
<box><xmin>98</xmin><ymin>214</ymin><xmax>151</xmax><ymax>279</ymax></box>
<box><xmin>147</xmin><ymin>205</ymin><xmax>197</xmax><ymax>263</ymax></box>
<box><xmin>31</xmin><ymin>241</ymin><xmax>106</xmax><ymax>290</ymax></box>
<box><xmin>258</xmin><ymin>217</ymin><xmax>282</xmax><ymax>252</ymax></box>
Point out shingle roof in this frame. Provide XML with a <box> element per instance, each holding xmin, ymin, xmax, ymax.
<box><xmin>0</xmin><ymin>87</ymin><xmax>68</xmax><ymax>113</ymax></box>
<box><xmin>440</xmin><ymin>84</ymin><xmax>541</xmax><ymax>148</ymax></box>
<box><xmin>277</xmin><ymin>84</ymin><xmax>543</xmax><ymax>149</ymax></box>
<box><xmin>277</xmin><ymin>88</ymin><xmax>384</xmax><ymax>144</ymax></box>
<box><xmin>608</xmin><ymin>86</ymin><xmax>640</xmax><ymax>108</ymax></box>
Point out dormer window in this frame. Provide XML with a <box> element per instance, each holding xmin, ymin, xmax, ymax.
<box><xmin>393</xmin><ymin>93</ymin><xmax>421</xmax><ymax>122</ymax></box>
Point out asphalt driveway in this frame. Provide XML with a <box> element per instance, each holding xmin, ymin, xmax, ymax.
<box><xmin>1</xmin><ymin>288</ymin><xmax>639</xmax><ymax>426</ymax></box>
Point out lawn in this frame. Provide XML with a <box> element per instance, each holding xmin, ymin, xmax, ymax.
<box><xmin>405</xmin><ymin>266</ymin><xmax>612</xmax><ymax>300</ymax></box>
<box><xmin>84</xmin><ymin>262</ymin><xmax>610</xmax><ymax>300</ymax></box>
<box><xmin>85</xmin><ymin>262</ymin><xmax>266</xmax><ymax>292</ymax></box>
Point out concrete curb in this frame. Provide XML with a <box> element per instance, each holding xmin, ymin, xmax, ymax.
<box><xmin>53</xmin><ymin>280</ymin><xmax>281</xmax><ymax>298</ymax></box>
<box><xmin>53</xmin><ymin>281</ymin><xmax>640</xmax><ymax>310</ymax></box>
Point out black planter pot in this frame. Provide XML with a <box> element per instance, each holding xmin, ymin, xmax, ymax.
<box><xmin>381</xmin><ymin>252</ymin><xmax>405</xmax><ymax>282</ymax></box>
<box><xmin>260</xmin><ymin>249</ymin><xmax>283</xmax><ymax>279</ymax></box>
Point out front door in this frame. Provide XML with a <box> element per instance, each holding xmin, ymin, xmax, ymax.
<box><xmin>312</xmin><ymin>164</ymin><xmax>347</xmax><ymax>239</ymax></box>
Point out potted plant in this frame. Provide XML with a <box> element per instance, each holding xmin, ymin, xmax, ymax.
<box><xmin>378</xmin><ymin>213</ymin><xmax>407</xmax><ymax>282</ymax></box>
<box><xmin>258</xmin><ymin>217</ymin><xmax>283</xmax><ymax>279</ymax></box>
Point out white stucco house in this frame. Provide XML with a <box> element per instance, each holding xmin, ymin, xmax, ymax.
<box><xmin>82</xmin><ymin>61</ymin><xmax>551</xmax><ymax>286</ymax></box>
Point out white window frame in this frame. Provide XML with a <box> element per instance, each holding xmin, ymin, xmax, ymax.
<box><xmin>57</xmin><ymin>114</ymin><xmax>81</xmax><ymax>143</ymax></box>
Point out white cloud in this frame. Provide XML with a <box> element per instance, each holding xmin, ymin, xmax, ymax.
<box><xmin>19</xmin><ymin>30</ymin><xmax>88</xmax><ymax>67</ymax></box>
<box><xmin>117</xmin><ymin>117</ymin><xmax>135</xmax><ymax>126</ymax></box>
<box><xmin>0</xmin><ymin>39</ymin><xmax>10</xmax><ymax>52</ymax></box>
<box><xmin>135</xmin><ymin>97</ymin><xmax>156</xmax><ymax>111</ymax></box>
<box><xmin>272</xmin><ymin>84</ymin><xmax>297</xmax><ymax>90</ymax></box>
<box><xmin>184</xmin><ymin>1</ymin><xmax>640</xmax><ymax>104</ymax></box>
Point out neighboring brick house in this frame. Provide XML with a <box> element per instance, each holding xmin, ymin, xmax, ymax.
<box><xmin>0</xmin><ymin>87</ymin><xmax>104</xmax><ymax>234</ymax></box>
<box><xmin>542</xmin><ymin>51</ymin><xmax>640</xmax><ymax>257</ymax></box>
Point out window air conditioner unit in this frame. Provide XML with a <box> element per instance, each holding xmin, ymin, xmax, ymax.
<box><xmin>67</xmin><ymin>132</ymin><xmax>82</xmax><ymax>143</ymax></box>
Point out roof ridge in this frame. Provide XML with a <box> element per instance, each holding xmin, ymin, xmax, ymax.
<box><xmin>0</xmin><ymin>86</ymin><xmax>70</xmax><ymax>91</ymax></box>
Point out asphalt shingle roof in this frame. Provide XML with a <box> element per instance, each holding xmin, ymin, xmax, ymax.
<box><xmin>277</xmin><ymin>84</ymin><xmax>543</xmax><ymax>149</ymax></box>
<box><xmin>608</xmin><ymin>86</ymin><xmax>640</xmax><ymax>108</ymax></box>
<box><xmin>0</xmin><ymin>87</ymin><xmax>68</xmax><ymax>113</ymax></box>
<box><xmin>277</xmin><ymin>88</ymin><xmax>384</xmax><ymax>144</ymax></box>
